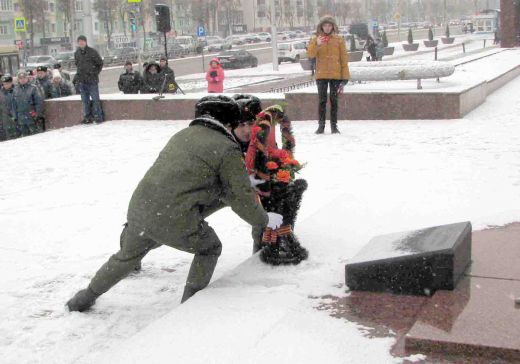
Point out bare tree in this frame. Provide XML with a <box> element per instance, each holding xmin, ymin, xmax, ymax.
<box><xmin>283</xmin><ymin>0</ymin><xmax>295</xmax><ymax>28</ymax></box>
<box><xmin>335</xmin><ymin>2</ymin><xmax>351</xmax><ymax>26</ymax></box>
<box><xmin>138</xmin><ymin>0</ymin><xmax>165</xmax><ymax>50</ymax></box>
<box><xmin>192</xmin><ymin>0</ymin><xmax>210</xmax><ymax>30</ymax></box>
<box><xmin>93</xmin><ymin>0</ymin><xmax>121</xmax><ymax>50</ymax></box>
<box><xmin>349</xmin><ymin>1</ymin><xmax>363</xmax><ymax>22</ymax></box>
<box><xmin>56</xmin><ymin>0</ymin><xmax>75</xmax><ymax>48</ymax></box>
<box><xmin>304</xmin><ymin>0</ymin><xmax>315</xmax><ymax>31</ymax></box>
<box><xmin>219</xmin><ymin>0</ymin><xmax>242</xmax><ymax>36</ymax></box>
<box><xmin>19</xmin><ymin>0</ymin><xmax>47</xmax><ymax>55</ymax></box>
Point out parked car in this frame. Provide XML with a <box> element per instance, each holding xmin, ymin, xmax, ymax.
<box><xmin>204</xmin><ymin>36</ymin><xmax>224</xmax><ymax>45</ymax></box>
<box><xmin>342</xmin><ymin>34</ymin><xmax>363</xmax><ymax>51</ymax></box>
<box><xmin>104</xmin><ymin>47</ymin><xmax>139</xmax><ymax>65</ymax></box>
<box><xmin>217</xmin><ymin>49</ymin><xmax>258</xmax><ymax>69</ymax></box>
<box><xmin>54</xmin><ymin>51</ymin><xmax>75</xmax><ymax>69</ymax></box>
<box><xmin>167</xmin><ymin>42</ymin><xmax>189</xmax><ymax>57</ymax></box>
<box><xmin>207</xmin><ymin>40</ymin><xmax>232</xmax><ymax>52</ymax></box>
<box><xmin>26</xmin><ymin>55</ymin><xmax>57</xmax><ymax>69</ymax></box>
<box><xmin>175</xmin><ymin>36</ymin><xmax>197</xmax><ymax>53</ymax></box>
<box><xmin>277</xmin><ymin>41</ymin><xmax>307</xmax><ymax>63</ymax></box>
<box><xmin>294</xmin><ymin>30</ymin><xmax>306</xmax><ymax>38</ymax></box>
<box><xmin>244</xmin><ymin>33</ymin><xmax>262</xmax><ymax>43</ymax></box>
<box><xmin>225</xmin><ymin>35</ymin><xmax>246</xmax><ymax>45</ymax></box>
<box><xmin>284</xmin><ymin>31</ymin><xmax>298</xmax><ymax>39</ymax></box>
<box><xmin>256</xmin><ymin>32</ymin><xmax>272</xmax><ymax>42</ymax></box>
<box><xmin>277</xmin><ymin>32</ymin><xmax>288</xmax><ymax>41</ymax></box>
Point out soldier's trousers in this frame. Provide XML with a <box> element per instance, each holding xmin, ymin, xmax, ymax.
<box><xmin>89</xmin><ymin>221</ymin><xmax>222</xmax><ymax>302</ymax></box>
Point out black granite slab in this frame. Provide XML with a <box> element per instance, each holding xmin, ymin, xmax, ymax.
<box><xmin>345</xmin><ymin>222</ymin><xmax>472</xmax><ymax>296</ymax></box>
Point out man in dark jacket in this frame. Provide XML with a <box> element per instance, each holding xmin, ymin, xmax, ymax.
<box><xmin>159</xmin><ymin>56</ymin><xmax>179</xmax><ymax>93</ymax></box>
<box><xmin>35</xmin><ymin>66</ymin><xmax>53</xmax><ymax>99</ymax></box>
<box><xmin>159</xmin><ymin>56</ymin><xmax>174</xmax><ymax>77</ymax></box>
<box><xmin>140</xmin><ymin>62</ymin><xmax>163</xmax><ymax>94</ymax></box>
<box><xmin>66</xmin><ymin>95</ymin><xmax>283</xmax><ymax>312</ymax></box>
<box><xmin>74</xmin><ymin>35</ymin><xmax>104</xmax><ymax>124</ymax></box>
<box><xmin>13</xmin><ymin>70</ymin><xmax>44</xmax><ymax>136</ymax></box>
<box><xmin>118</xmin><ymin>60</ymin><xmax>141</xmax><ymax>94</ymax></box>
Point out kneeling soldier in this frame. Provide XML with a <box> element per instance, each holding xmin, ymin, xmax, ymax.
<box><xmin>67</xmin><ymin>95</ymin><xmax>283</xmax><ymax>312</ymax></box>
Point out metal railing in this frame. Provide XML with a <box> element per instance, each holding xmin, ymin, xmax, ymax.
<box><xmin>268</xmin><ymin>79</ymin><xmax>315</xmax><ymax>93</ymax></box>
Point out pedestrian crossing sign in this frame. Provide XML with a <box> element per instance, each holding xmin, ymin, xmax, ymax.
<box><xmin>14</xmin><ymin>17</ymin><xmax>26</xmax><ymax>32</ymax></box>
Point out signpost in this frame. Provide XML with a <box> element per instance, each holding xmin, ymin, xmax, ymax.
<box><xmin>14</xmin><ymin>17</ymin><xmax>26</xmax><ymax>32</ymax></box>
<box><xmin>395</xmin><ymin>13</ymin><xmax>401</xmax><ymax>41</ymax></box>
<box><xmin>198</xmin><ymin>25</ymin><xmax>206</xmax><ymax>72</ymax></box>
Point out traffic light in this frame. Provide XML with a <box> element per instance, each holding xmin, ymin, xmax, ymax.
<box><xmin>129</xmin><ymin>11</ymin><xmax>137</xmax><ymax>32</ymax></box>
<box><xmin>155</xmin><ymin>4</ymin><xmax>171</xmax><ymax>33</ymax></box>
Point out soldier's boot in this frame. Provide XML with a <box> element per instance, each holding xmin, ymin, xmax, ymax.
<box><xmin>181</xmin><ymin>228</ymin><xmax>222</xmax><ymax>303</ymax></box>
<box><xmin>66</xmin><ymin>287</ymin><xmax>100</xmax><ymax>312</ymax></box>
<box><xmin>68</xmin><ymin>225</ymin><xmax>157</xmax><ymax>312</ymax></box>
<box><xmin>181</xmin><ymin>252</ymin><xmax>220</xmax><ymax>303</ymax></box>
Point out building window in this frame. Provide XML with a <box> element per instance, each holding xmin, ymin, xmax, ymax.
<box><xmin>75</xmin><ymin>0</ymin><xmax>83</xmax><ymax>12</ymax></box>
<box><xmin>51</xmin><ymin>23</ymin><xmax>56</xmax><ymax>33</ymax></box>
<box><xmin>94</xmin><ymin>22</ymin><xmax>99</xmax><ymax>31</ymax></box>
<box><xmin>0</xmin><ymin>23</ymin><xmax>8</xmax><ymax>34</ymax></box>
<box><xmin>49</xmin><ymin>2</ymin><xmax>55</xmax><ymax>12</ymax></box>
<box><xmin>0</xmin><ymin>0</ymin><xmax>13</xmax><ymax>11</ymax></box>
<box><xmin>74</xmin><ymin>20</ymin><xmax>82</xmax><ymax>32</ymax></box>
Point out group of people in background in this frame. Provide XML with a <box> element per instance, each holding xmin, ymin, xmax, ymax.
<box><xmin>3</xmin><ymin>15</ymin><xmax>351</xmax><ymax>142</ymax></box>
<box><xmin>0</xmin><ymin>63</ymin><xmax>75</xmax><ymax>141</ymax></box>
<box><xmin>118</xmin><ymin>56</ymin><xmax>225</xmax><ymax>95</ymax></box>
<box><xmin>118</xmin><ymin>56</ymin><xmax>176</xmax><ymax>94</ymax></box>
<box><xmin>365</xmin><ymin>35</ymin><xmax>385</xmax><ymax>62</ymax></box>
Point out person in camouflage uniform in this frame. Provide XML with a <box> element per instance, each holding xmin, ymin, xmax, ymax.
<box><xmin>0</xmin><ymin>74</ymin><xmax>17</xmax><ymax>140</ymax></box>
<box><xmin>35</xmin><ymin>66</ymin><xmax>53</xmax><ymax>99</ymax></box>
<box><xmin>66</xmin><ymin>95</ymin><xmax>283</xmax><ymax>312</ymax></box>
<box><xmin>118</xmin><ymin>60</ymin><xmax>142</xmax><ymax>94</ymax></box>
<box><xmin>13</xmin><ymin>70</ymin><xmax>44</xmax><ymax>136</ymax></box>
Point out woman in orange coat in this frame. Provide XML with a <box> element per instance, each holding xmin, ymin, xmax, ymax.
<box><xmin>307</xmin><ymin>15</ymin><xmax>350</xmax><ymax>134</ymax></box>
<box><xmin>206</xmin><ymin>58</ymin><xmax>225</xmax><ymax>93</ymax></box>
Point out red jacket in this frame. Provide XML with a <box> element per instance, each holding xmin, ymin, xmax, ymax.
<box><xmin>206</xmin><ymin>58</ymin><xmax>225</xmax><ymax>93</ymax></box>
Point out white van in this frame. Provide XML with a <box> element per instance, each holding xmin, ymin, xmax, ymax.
<box><xmin>277</xmin><ymin>41</ymin><xmax>307</xmax><ymax>63</ymax></box>
<box><xmin>175</xmin><ymin>36</ymin><xmax>197</xmax><ymax>53</ymax></box>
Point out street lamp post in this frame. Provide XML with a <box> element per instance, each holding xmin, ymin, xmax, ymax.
<box><xmin>270</xmin><ymin>0</ymin><xmax>278</xmax><ymax>71</ymax></box>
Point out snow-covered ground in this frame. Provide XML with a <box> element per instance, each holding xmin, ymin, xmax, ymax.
<box><xmin>1</xmin><ymin>73</ymin><xmax>520</xmax><ymax>363</ymax></box>
<box><xmin>294</xmin><ymin>47</ymin><xmax>519</xmax><ymax>93</ymax></box>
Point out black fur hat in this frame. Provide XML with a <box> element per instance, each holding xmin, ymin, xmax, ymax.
<box><xmin>195</xmin><ymin>95</ymin><xmax>242</xmax><ymax>128</ymax></box>
<box><xmin>1</xmin><ymin>74</ymin><xmax>12</xmax><ymax>83</ymax></box>
<box><xmin>232</xmin><ymin>94</ymin><xmax>262</xmax><ymax>123</ymax></box>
